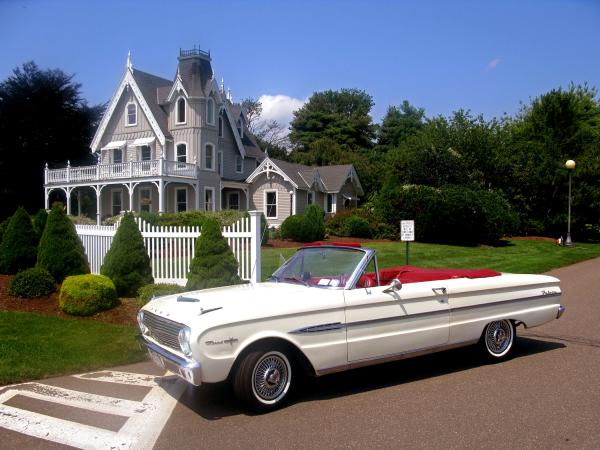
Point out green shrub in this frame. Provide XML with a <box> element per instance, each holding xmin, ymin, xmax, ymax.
<box><xmin>304</xmin><ymin>204</ymin><xmax>326</xmax><ymax>241</ymax></box>
<box><xmin>32</xmin><ymin>209</ymin><xmax>48</xmax><ymax>241</ymax></box>
<box><xmin>0</xmin><ymin>216</ymin><xmax>10</xmax><ymax>243</ymax></box>
<box><xmin>68</xmin><ymin>215</ymin><xmax>96</xmax><ymax>225</ymax></box>
<box><xmin>37</xmin><ymin>205</ymin><xmax>89</xmax><ymax>282</ymax></box>
<box><xmin>136</xmin><ymin>283</ymin><xmax>186</xmax><ymax>308</ymax></box>
<box><xmin>343</xmin><ymin>216</ymin><xmax>372</xmax><ymax>238</ymax></box>
<box><xmin>0</xmin><ymin>207</ymin><xmax>39</xmax><ymax>274</ymax></box>
<box><xmin>186</xmin><ymin>218</ymin><xmax>242</xmax><ymax>290</ymax></box>
<box><xmin>59</xmin><ymin>274</ymin><xmax>119</xmax><ymax>316</ymax></box>
<box><xmin>280</xmin><ymin>215</ymin><xmax>312</xmax><ymax>242</ymax></box>
<box><xmin>101</xmin><ymin>213</ymin><xmax>153</xmax><ymax>297</ymax></box>
<box><xmin>8</xmin><ymin>267</ymin><xmax>56</xmax><ymax>298</ymax></box>
<box><xmin>137</xmin><ymin>210</ymin><xmax>245</xmax><ymax>228</ymax></box>
<box><xmin>372</xmin><ymin>184</ymin><xmax>518</xmax><ymax>246</ymax></box>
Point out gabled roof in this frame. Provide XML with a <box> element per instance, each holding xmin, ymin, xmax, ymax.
<box><xmin>131</xmin><ymin>69</ymin><xmax>172</xmax><ymax>138</ymax></box>
<box><xmin>246</xmin><ymin>157</ymin><xmax>363</xmax><ymax>195</ymax></box>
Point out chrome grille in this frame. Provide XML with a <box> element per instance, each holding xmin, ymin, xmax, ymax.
<box><xmin>143</xmin><ymin>311</ymin><xmax>184</xmax><ymax>352</ymax></box>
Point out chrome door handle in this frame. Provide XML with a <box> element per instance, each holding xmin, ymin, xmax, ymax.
<box><xmin>432</xmin><ymin>287</ymin><xmax>447</xmax><ymax>295</ymax></box>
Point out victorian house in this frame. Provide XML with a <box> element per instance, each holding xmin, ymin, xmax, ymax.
<box><xmin>43</xmin><ymin>47</ymin><xmax>363</xmax><ymax>226</ymax></box>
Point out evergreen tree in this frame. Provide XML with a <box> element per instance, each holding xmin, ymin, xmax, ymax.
<box><xmin>100</xmin><ymin>213</ymin><xmax>153</xmax><ymax>297</ymax></box>
<box><xmin>37</xmin><ymin>205</ymin><xmax>89</xmax><ymax>282</ymax></box>
<box><xmin>0</xmin><ymin>207</ymin><xmax>38</xmax><ymax>274</ymax></box>
<box><xmin>186</xmin><ymin>218</ymin><xmax>241</xmax><ymax>290</ymax></box>
<box><xmin>32</xmin><ymin>209</ymin><xmax>48</xmax><ymax>242</ymax></box>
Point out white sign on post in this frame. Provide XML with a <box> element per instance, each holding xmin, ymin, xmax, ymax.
<box><xmin>401</xmin><ymin>220</ymin><xmax>415</xmax><ymax>242</ymax></box>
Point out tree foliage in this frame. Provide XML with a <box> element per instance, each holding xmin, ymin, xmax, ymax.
<box><xmin>376</xmin><ymin>100</ymin><xmax>426</xmax><ymax>153</ymax></box>
<box><xmin>186</xmin><ymin>218</ymin><xmax>242</xmax><ymax>290</ymax></box>
<box><xmin>0</xmin><ymin>207</ymin><xmax>38</xmax><ymax>274</ymax></box>
<box><xmin>0</xmin><ymin>62</ymin><xmax>104</xmax><ymax>219</ymax></box>
<box><xmin>100</xmin><ymin>213</ymin><xmax>153</xmax><ymax>297</ymax></box>
<box><xmin>37</xmin><ymin>205</ymin><xmax>89</xmax><ymax>282</ymax></box>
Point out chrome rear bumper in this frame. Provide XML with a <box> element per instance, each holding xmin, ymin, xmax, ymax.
<box><xmin>557</xmin><ymin>305</ymin><xmax>566</xmax><ymax>319</ymax></box>
<box><xmin>138</xmin><ymin>336</ymin><xmax>202</xmax><ymax>386</ymax></box>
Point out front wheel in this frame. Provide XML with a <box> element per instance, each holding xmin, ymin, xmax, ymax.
<box><xmin>480</xmin><ymin>319</ymin><xmax>515</xmax><ymax>360</ymax></box>
<box><xmin>233</xmin><ymin>349</ymin><xmax>293</xmax><ymax>412</ymax></box>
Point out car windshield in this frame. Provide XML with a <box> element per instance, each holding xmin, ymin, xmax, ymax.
<box><xmin>269</xmin><ymin>247</ymin><xmax>366</xmax><ymax>288</ymax></box>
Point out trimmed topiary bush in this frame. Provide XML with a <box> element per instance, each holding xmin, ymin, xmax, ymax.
<box><xmin>0</xmin><ymin>207</ymin><xmax>39</xmax><ymax>274</ymax></box>
<box><xmin>8</xmin><ymin>267</ymin><xmax>56</xmax><ymax>298</ymax></box>
<box><xmin>37</xmin><ymin>205</ymin><xmax>89</xmax><ymax>282</ymax></box>
<box><xmin>101</xmin><ymin>213</ymin><xmax>153</xmax><ymax>297</ymax></box>
<box><xmin>304</xmin><ymin>204</ymin><xmax>326</xmax><ymax>241</ymax></box>
<box><xmin>0</xmin><ymin>216</ymin><xmax>11</xmax><ymax>244</ymax></box>
<box><xmin>280</xmin><ymin>215</ymin><xmax>313</xmax><ymax>242</ymax></box>
<box><xmin>60</xmin><ymin>274</ymin><xmax>119</xmax><ymax>316</ymax></box>
<box><xmin>136</xmin><ymin>283</ymin><xmax>186</xmax><ymax>308</ymax></box>
<box><xmin>32</xmin><ymin>209</ymin><xmax>48</xmax><ymax>241</ymax></box>
<box><xmin>186</xmin><ymin>218</ymin><xmax>242</xmax><ymax>290</ymax></box>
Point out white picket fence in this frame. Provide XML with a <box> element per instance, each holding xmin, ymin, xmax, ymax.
<box><xmin>75</xmin><ymin>211</ymin><xmax>262</xmax><ymax>285</ymax></box>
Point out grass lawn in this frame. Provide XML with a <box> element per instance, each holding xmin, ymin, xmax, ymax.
<box><xmin>0</xmin><ymin>311</ymin><xmax>144</xmax><ymax>385</ymax></box>
<box><xmin>261</xmin><ymin>240</ymin><xmax>600</xmax><ymax>280</ymax></box>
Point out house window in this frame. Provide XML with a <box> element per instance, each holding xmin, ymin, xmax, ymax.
<box><xmin>113</xmin><ymin>148</ymin><xmax>123</xmax><ymax>164</ymax></box>
<box><xmin>140</xmin><ymin>145</ymin><xmax>151</xmax><ymax>161</ymax></box>
<box><xmin>126</xmin><ymin>103</ymin><xmax>137</xmax><ymax>126</ymax></box>
<box><xmin>175</xmin><ymin>188</ymin><xmax>187</xmax><ymax>212</ymax></box>
<box><xmin>265</xmin><ymin>191</ymin><xmax>277</xmax><ymax>218</ymax></box>
<box><xmin>217</xmin><ymin>151</ymin><xmax>223</xmax><ymax>176</ymax></box>
<box><xmin>176</xmin><ymin>97</ymin><xmax>186</xmax><ymax>124</ymax></box>
<box><xmin>326</xmin><ymin>193</ymin><xmax>336</xmax><ymax>213</ymax></box>
<box><xmin>235</xmin><ymin>156</ymin><xmax>243</xmax><ymax>173</ymax></box>
<box><xmin>204</xmin><ymin>187</ymin><xmax>215</xmax><ymax>211</ymax></box>
<box><xmin>228</xmin><ymin>192</ymin><xmax>240</xmax><ymax>210</ymax></box>
<box><xmin>207</xmin><ymin>98</ymin><xmax>215</xmax><ymax>125</ymax></box>
<box><xmin>176</xmin><ymin>143</ymin><xmax>187</xmax><ymax>167</ymax></box>
<box><xmin>218</xmin><ymin>117</ymin><xmax>223</xmax><ymax>137</ymax></box>
<box><xmin>307</xmin><ymin>191</ymin><xmax>314</xmax><ymax>205</ymax></box>
<box><xmin>112</xmin><ymin>190</ymin><xmax>123</xmax><ymax>216</ymax></box>
<box><xmin>204</xmin><ymin>144</ymin><xmax>214</xmax><ymax>170</ymax></box>
<box><xmin>140</xmin><ymin>188</ymin><xmax>151</xmax><ymax>212</ymax></box>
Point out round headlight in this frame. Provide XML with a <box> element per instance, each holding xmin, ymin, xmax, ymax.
<box><xmin>178</xmin><ymin>326</ymin><xmax>193</xmax><ymax>357</ymax></box>
<box><xmin>137</xmin><ymin>310</ymin><xmax>148</xmax><ymax>335</ymax></box>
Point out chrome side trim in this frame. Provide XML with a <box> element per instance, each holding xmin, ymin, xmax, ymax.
<box><xmin>289</xmin><ymin>322</ymin><xmax>344</xmax><ymax>334</ymax></box>
<box><xmin>138</xmin><ymin>336</ymin><xmax>202</xmax><ymax>386</ymax></box>
<box><xmin>315</xmin><ymin>340</ymin><xmax>479</xmax><ymax>376</ymax></box>
<box><xmin>449</xmin><ymin>293</ymin><xmax>561</xmax><ymax>314</ymax></box>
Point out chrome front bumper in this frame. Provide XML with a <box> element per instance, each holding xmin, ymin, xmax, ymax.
<box><xmin>557</xmin><ymin>305</ymin><xmax>566</xmax><ymax>319</ymax></box>
<box><xmin>138</xmin><ymin>336</ymin><xmax>202</xmax><ymax>386</ymax></box>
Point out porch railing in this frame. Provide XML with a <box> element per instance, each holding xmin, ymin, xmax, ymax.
<box><xmin>45</xmin><ymin>159</ymin><xmax>198</xmax><ymax>184</ymax></box>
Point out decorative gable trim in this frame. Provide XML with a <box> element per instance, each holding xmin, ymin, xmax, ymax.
<box><xmin>246</xmin><ymin>157</ymin><xmax>297</xmax><ymax>188</ymax></box>
<box><xmin>222</xmin><ymin>101</ymin><xmax>246</xmax><ymax>158</ymax></box>
<box><xmin>166</xmin><ymin>73</ymin><xmax>189</xmax><ymax>102</ymax></box>
<box><xmin>90</xmin><ymin>69</ymin><xmax>166</xmax><ymax>151</ymax></box>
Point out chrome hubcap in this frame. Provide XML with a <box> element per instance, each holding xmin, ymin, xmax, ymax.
<box><xmin>486</xmin><ymin>320</ymin><xmax>513</xmax><ymax>354</ymax></box>
<box><xmin>253</xmin><ymin>353</ymin><xmax>289</xmax><ymax>402</ymax></box>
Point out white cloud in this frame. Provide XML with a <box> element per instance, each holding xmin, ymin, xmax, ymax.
<box><xmin>258</xmin><ymin>94</ymin><xmax>305</xmax><ymax>130</ymax></box>
<box><xmin>486</xmin><ymin>58</ymin><xmax>502</xmax><ymax>71</ymax></box>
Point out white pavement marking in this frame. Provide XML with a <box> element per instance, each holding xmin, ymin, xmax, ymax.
<box><xmin>0</xmin><ymin>370</ymin><xmax>188</xmax><ymax>449</ymax></box>
<box><xmin>73</xmin><ymin>370</ymin><xmax>160</xmax><ymax>387</ymax></box>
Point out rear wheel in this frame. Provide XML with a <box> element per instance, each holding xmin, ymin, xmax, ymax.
<box><xmin>480</xmin><ymin>319</ymin><xmax>515</xmax><ymax>360</ymax></box>
<box><xmin>233</xmin><ymin>348</ymin><xmax>293</xmax><ymax>412</ymax></box>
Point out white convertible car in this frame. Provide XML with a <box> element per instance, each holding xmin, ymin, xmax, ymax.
<box><xmin>138</xmin><ymin>243</ymin><xmax>565</xmax><ymax>411</ymax></box>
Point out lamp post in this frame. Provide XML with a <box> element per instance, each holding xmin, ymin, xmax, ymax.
<box><xmin>565</xmin><ymin>159</ymin><xmax>576</xmax><ymax>247</ymax></box>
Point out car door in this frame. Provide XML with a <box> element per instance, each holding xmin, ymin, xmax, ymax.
<box><xmin>344</xmin><ymin>276</ymin><xmax>450</xmax><ymax>363</ymax></box>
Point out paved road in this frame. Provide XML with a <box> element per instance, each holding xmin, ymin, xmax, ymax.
<box><xmin>1</xmin><ymin>257</ymin><xmax>599</xmax><ymax>449</ymax></box>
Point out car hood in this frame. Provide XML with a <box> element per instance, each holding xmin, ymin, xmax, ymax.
<box><xmin>142</xmin><ymin>282</ymin><xmax>336</xmax><ymax>327</ymax></box>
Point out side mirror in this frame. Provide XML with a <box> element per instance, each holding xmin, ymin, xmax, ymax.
<box><xmin>383</xmin><ymin>278</ymin><xmax>402</xmax><ymax>294</ymax></box>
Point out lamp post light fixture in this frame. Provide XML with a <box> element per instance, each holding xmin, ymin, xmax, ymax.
<box><xmin>565</xmin><ymin>159</ymin><xmax>576</xmax><ymax>247</ymax></box>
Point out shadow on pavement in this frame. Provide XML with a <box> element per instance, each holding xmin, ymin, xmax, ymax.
<box><xmin>175</xmin><ymin>336</ymin><xmax>564</xmax><ymax>420</ymax></box>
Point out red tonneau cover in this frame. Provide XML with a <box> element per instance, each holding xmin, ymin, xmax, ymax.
<box><xmin>363</xmin><ymin>266</ymin><xmax>501</xmax><ymax>286</ymax></box>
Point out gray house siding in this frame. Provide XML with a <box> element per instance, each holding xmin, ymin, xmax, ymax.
<box><xmin>250</xmin><ymin>172</ymin><xmax>293</xmax><ymax>227</ymax></box>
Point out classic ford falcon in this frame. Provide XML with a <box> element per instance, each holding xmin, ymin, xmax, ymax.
<box><xmin>138</xmin><ymin>243</ymin><xmax>565</xmax><ymax>411</ymax></box>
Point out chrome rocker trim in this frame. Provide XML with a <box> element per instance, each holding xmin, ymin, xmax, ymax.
<box><xmin>138</xmin><ymin>336</ymin><xmax>202</xmax><ymax>386</ymax></box>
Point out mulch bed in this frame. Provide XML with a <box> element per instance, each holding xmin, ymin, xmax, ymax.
<box><xmin>0</xmin><ymin>275</ymin><xmax>138</xmax><ymax>326</ymax></box>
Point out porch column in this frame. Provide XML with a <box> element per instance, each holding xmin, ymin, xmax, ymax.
<box><xmin>128</xmin><ymin>183</ymin><xmax>134</xmax><ymax>212</ymax></box>
<box><xmin>77</xmin><ymin>190</ymin><xmax>82</xmax><ymax>216</ymax></box>
<box><xmin>95</xmin><ymin>186</ymin><xmax>102</xmax><ymax>225</ymax></box>
<box><xmin>44</xmin><ymin>188</ymin><xmax>49</xmax><ymax>210</ymax></box>
<box><xmin>195</xmin><ymin>182</ymin><xmax>200</xmax><ymax>210</ymax></box>
<box><xmin>245</xmin><ymin>188</ymin><xmax>250</xmax><ymax>210</ymax></box>
<box><xmin>66</xmin><ymin>187</ymin><xmax>72</xmax><ymax>216</ymax></box>
<box><xmin>158</xmin><ymin>179</ymin><xmax>165</xmax><ymax>214</ymax></box>
<box><xmin>293</xmin><ymin>188</ymin><xmax>297</xmax><ymax>215</ymax></box>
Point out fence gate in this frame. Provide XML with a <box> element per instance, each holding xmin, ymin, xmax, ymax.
<box><xmin>75</xmin><ymin>211</ymin><xmax>262</xmax><ymax>285</ymax></box>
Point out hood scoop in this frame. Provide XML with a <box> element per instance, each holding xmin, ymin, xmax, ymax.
<box><xmin>177</xmin><ymin>295</ymin><xmax>200</xmax><ymax>303</ymax></box>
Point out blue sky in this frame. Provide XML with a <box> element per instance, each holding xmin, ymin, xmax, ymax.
<box><xmin>1</xmin><ymin>0</ymin><xmax>599</xmax><ymax>128</ymax></box>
